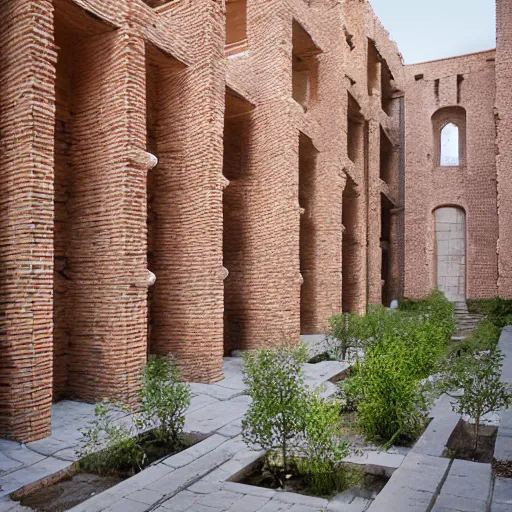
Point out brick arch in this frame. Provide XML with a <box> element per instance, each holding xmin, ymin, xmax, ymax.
<box><xmin>431</xmin><ymin>106</ymin><xmax>467</xmax><ymax>168</ymax></box>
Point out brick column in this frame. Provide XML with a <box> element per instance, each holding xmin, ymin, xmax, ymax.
<box><xmin>65</xmin><ymin>29</ymin><xmax>149</xmax><ymax>403</ymax></box>
<box><xmin>0</xmin><ymin>0</ymin><xmax>56</xmax><ymax>441</ymax></box>
<box><xmin>496</xmin><ymin>0</ymin><xmax>512</xmax><ymax>297</ymax></box>
<box><xmin>148</xmin><ymin>0</ymin><xmax>226</xmax><ymax>383</ymax></box>
<box><xmin>367</xmin><ymin>117</ymin><xmax>383</xmax><ymax>305</ymax></box>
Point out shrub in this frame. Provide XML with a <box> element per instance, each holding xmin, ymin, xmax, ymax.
<box><xmin>339</xmin><ymin>290</ymin><xmax>453</xmax><ymax>444</ymax></box>
<box><xmin>136</xmin><ymin>355</ymin><xmax>192</xmax><ymax>450</ymax></box>
<box><xmin>77</xmin><ymin>400</ymin><xmax>144</xmax><ymax>475</ymax></box>
<box><xmin>467</xmin><ymin>297</ymin><xmax>512</xmax><ymax>328</ymax></box>
<box><xmin>328</xmin><ymin>313</ymin><xmax>356</xmax><ymax>361</ymax></box>
<box><xmin>295</xmin><ymin>393</ymin><xmax>351</xmax><ymax>495</ymax></box>
<box><xmin>241</xmin><ymin>345</ymin><xmax>308</xmax><ymax>474</ymax></box>
<box><xmin>448</xmin><ymin>319</ymin><xmax>501</xmax><ymax>358</ymax></box>
<box><xmin>346</xmin><ymin>342</ymin><xmax>433</xmax><ymax>445</ymax></box>
<box><xmin>77</xmin><ymin>356</ymin><xmax>191</xmax><ymax>474</ymax></box>
<box><xmin>443</xmin><ymin>348</ymin><xmax>512</xmax><ymax>452</ymax></box>
<box><xmin>399</xmin><ymin>289</ymin><xmax>456</xmax><ymax>339</ymax></box>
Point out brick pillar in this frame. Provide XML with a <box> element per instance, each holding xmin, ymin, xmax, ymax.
<box><xmin>0</xmin><ymin>0</ymin><xmax>56</xmax><ymax>441</ymax></box>
<box><xmin>367</xmin><ymin>117</ymin><xmax>383</xmax><ymax>305</ymax></box>
<box><xmin>300</xmin><ymin>26</ymin><xmax>346</xmax><ymax>333</ymax></box>
<box><xmin>238</xmin><ymin>102</ymin><xmax>301</xmax><ymax>349</ymax></box>
<box><xmin>65</xmin><ymin>29</ymin><xmax>149</xmax><ymax>403</ymax></box>
<box><xmin>148</xmin><ymin>0</ymin><xmax>226</xmax><ymax>383</ymax></box>
<box><xmin>496</xmin><ymin>0</ymin><xmax>512</xmax><ymax>297</ymax></box>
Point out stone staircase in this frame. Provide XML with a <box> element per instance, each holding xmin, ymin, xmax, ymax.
<box><xmin>453</xmin><ymin>301</ymin><xmax>484</xmax><ymax>340</ymax></box>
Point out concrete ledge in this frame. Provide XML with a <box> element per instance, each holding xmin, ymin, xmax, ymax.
<box><xmin>367</xmin><ymin>453</ymin><xmax>450</xmax><ymax>512</ymax></box>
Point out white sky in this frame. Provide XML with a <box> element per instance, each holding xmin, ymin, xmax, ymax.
<box><xmin>369</xmin><ymin>0</ymin><xmax>496</xmax><ymax>64</ymax></box>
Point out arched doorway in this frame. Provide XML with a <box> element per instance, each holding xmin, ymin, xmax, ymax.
<box><xmin>434</xmin><ymin>207</ymin><xmax>466</xmax><ymax>301</ymax></box>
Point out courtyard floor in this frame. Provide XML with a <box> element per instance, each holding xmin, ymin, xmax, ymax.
<box><xmin>1</xmin><ymin>331</ymin><xmax>512</xmax><ymax>511</ymax></box>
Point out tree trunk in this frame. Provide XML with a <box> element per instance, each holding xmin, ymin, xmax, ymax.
<box><xmin>474</xmin><ymin>415</ymin><xmax>480</xmax><ymax>455</ymax></box>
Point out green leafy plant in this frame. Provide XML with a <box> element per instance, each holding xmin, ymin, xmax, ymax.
<box><xmin>467</xmin><ymin>297</ymin><xmax>512</xmax><ymax>328</ymax></box>
<box><xmin>76</xmin><ymin>356</ymin><xmax>191</xmax><ymax>475</ymax></box>
<box><xmin>77</xmin><ymin>400</ymin><xmax>144</xmax><ymax>475</ymax></box>
<box><xmin>328</xmin><ymin>313</ymin><xmax>359</xmax><ymax>360</ymax></box>
<box><xmin>136</xmin><ymin>355</ymin><xmax>192</xmax><ymax>450</ymax></box>
<box><xmin>443</xmin><ymin>349</ymin><xmax>512</xmax><ymax>453</ymax></box>
<box><xmin>347</xmin><ymin>343</ymin><xmax>433</xmax><ymax>445</ymax></box>
<box><xmin>338</xmin><ymin>290</ymin><xmax>452</xmax><ymax>444</ymax></box>
<box><xmin>295</xmin><ymin>393</ymin><xmax>351</xmax><ymax>495</ymax></box>
<box><xmin>241</xmin><ymin>345</ymin><xmax>308</xmax><ymax>475</ymax></box>
<box><xmin>448</xmin><ymin>319</ymin><xmax>501</xmax><ymax>359</ymax></box>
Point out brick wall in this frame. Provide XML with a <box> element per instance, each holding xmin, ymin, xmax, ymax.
<box><xmin>404</xmin><ymin>51</ymin><xmax>498</xmax><ymax>300</ymax></box>
<box><xmin>496</xmin><ymin>0</ymin><xmax>512</xmax><ymax>297</ymax></box>
<box><xmin>0</xmin><ymin>0</ymin><xmax>406</xmax><ymax>441</ymax></box>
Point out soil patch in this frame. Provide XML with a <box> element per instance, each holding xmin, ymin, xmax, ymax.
<box><xmin>15</xmin><ymin>432</ymin><xmax>202</xmax><ymax>511</ymax></box>
<box><xmin>19</xmin><ymin>473</ymin><xmax>122</xmax><ymax>512</ymax></box>
<box><xmin>308</xmin><ymin>352</ymin><xmax>331</xmax><ymax>364</ymax></box>
<box><xmin>494</xmin><ymin>460</ymin><xmax>512</xmax><ymax>478</ymax></box>
<box><xmin>329</xmin><ymin>367</ymin><xmax>351</xmax><ymax>384</ymax></box>
<box><xmin>445</xmin><ymin>418</ymin><xmax>497</xmax><ymax>463</ymax></box>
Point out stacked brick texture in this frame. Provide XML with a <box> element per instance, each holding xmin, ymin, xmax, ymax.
<box><xmin>0</xmin><ymin>0</ymin><xmax>505</xmax><ymax>443</ymax></box>
<box><xmin>496</xmin><ymin>0</ymin><xmax>512</xmax><ymax>297</ymax></box>
<box><xmin>404</xmin><ymin>50</ymin><xmax>499</xmax><ymax>300</ymax></box>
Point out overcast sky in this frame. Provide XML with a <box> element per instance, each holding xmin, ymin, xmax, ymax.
<box><xmin>369</xmin><ymin>0</ymin><xmax>496</xmax><ymax>64</ymax></box>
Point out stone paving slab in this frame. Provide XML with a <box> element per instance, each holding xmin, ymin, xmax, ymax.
<box><xmin>491</xmin><ymin>477</ymin><xmax>512</xmax><ymax>511</ymax></box>
<box><xmin>184</xmin><ymin>395</ymin><xmax>250</xmax><ymax>434</ymax></box>
<box><xmin>411</xmin><ymin>412</ymin><xmax>461</xmax><ymax>458</ymax></box>
<box><xmin>498</xmin><ymin>327</ymin><xmax>512</xmax><ymax>384</ymax></box>
<box><xmin>438</xmin><ymin>460</ymin><xmax>492</xmax><ymax>503</ymax></box>
<box><xmin>367</xmin><ymin>453</ymin><xmax>450</xmax><ymax>512</ymax></box>
<box><xmin>189</xmin><ymin>383</ymin><xmax>246</xmax><ymax>402</ymax></box>
<box><xmin>302</xmin><ymin>361</ymin><xmax>349</xmax><ymax>386</ymax></box>
<box><xmin>0</xmin><ymin>457</ymin><xmax>72</xmax><ymax>499</ymax></box>
<box><xmin>343</xmin><ymin>450</ymin><xmax>404</xmax><ymax>478</ymax></box>
<box><xmin>432</xmin><ymin>493</ymin><xmax>487</xmax><ymax>512</ymax></box>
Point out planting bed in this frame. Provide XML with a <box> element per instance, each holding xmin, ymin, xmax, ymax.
<box><xmin>445</xmin><ymin>418</ymin><xmax>497</xmax><ymax>463</ymax></box>
<box><xmin>17</xmin><ymin>473</ymin><xmax>122</xmax><ymax>512</ymax></box>
<box><xmin>234</xmin><ymin>455</ymin><xmax>389</xmax><ymax>503</ymax></box>
<box><xmin>12</xmin><ymin>433</ymin><xmax>202</xmax><ymax>512</ymax></box>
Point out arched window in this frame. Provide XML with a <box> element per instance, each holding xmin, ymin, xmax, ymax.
<box><xmin>440</xmin><ymin>123</ymin><xmax>460</xmax><ymax>166</ymax></box>
<box><xmin>431</xmin><ymin>107</ymin><xmax>466</xmax><ymax>167</ymax></box>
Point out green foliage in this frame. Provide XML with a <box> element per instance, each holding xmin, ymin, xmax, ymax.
<box><xmin>339</xmin><ymin>290</ymin><xmax>453</xmax><ymax>444</ymax></box>
<box><xmin>399</xmin><ymin>289</ymin><xmax>456</xmax><ymax>338</ymax></box>
<box><xmin>295</xmin><ymin>393</ymin><xmax>351</xmax><ymax>495</ymax></box>
<box><xmin>137</xmin><ymin>355</ymin><xmax>192</xmax><ymax>450</ymax></box>
<box><xmin>448</xmin><ymin>319</ymin><xmax>501</xmax><ymax>358</ymax></box>
<box><xmin>241</xmin><ymin>344</ymin><xmax>355</xmax><ymax>496</ymax></box>
<box><xmin>242</xmin><ymin>345</ymin><xmax>308</xmax><ymax>473</ymax></box>
<box><xmin>77</xmin><ymin>400</ymin><xmax>144</xmax><ymax>476</ymax></box>
<box><xmin>467</xmin><ymin>297</ymin><xmax>512</xmax><ymax>328</ymax></box>
<box><xmin>443</xmin><ymin>348</ymin><xmax>512</xmax><ymax>452</ymax></box>
<box><xmin>346</xmin><ymin>342</ymin><xmax>434</xmax><ymax>445</ymax></box>
<box><xmin>77</xmin><ymin>356</ymin><xmax>191</xmax><ymax>475</ymax></box>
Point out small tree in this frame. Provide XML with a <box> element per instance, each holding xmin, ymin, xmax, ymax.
<box><xmin>137</xmin><ymin>355</ymin><xmax>192</xmax><ymax>450</ymax></box>
<box><xmin>329</xmin><ymin>313</ymin><xmax>356</xmax><ymax>360</ymax></box>
<box><xmin>241</xmin><ymin>345</ymin><xmax>307</xmax><ymax>475</ymax></box>
<box><xmin>445</xmin><ymin>349</ymin><xmax>512</xmax><ymax>453</ymax></box>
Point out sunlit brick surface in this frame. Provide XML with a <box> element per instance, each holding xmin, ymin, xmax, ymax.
<box><xmin>5</xmin><ymin>0</ymin><xmax>507</xmax><ymax>443</ymax></box>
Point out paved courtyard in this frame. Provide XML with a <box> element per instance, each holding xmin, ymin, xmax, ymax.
<box><xmin>1</xmin><ymin>331</ymin><xmax>512</xmax><ymax>511</ymax></box>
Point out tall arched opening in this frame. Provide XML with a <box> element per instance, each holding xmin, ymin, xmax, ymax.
<box><xmin>434</xmin><ymin>207</ymin><xmax>466</xmax><ymax>301</ymax></box>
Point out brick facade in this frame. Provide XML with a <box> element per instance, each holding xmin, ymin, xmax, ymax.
<box><xmin>0</xmin><ymin>0</ymin><xmax>506</xmax><ymax>442</ymax></box>
<box><xmin>404</xmin><ymin>51</ymin><xmax>499</xmax><ymax>300</ymax></box>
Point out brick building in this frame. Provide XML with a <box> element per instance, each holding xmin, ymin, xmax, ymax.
<box><xmin>0</xmin><ymin>0</ymin><xmax>508</xmax><ymax>442</ymax></box>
